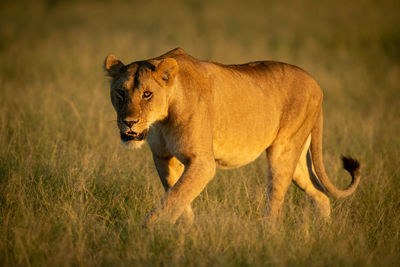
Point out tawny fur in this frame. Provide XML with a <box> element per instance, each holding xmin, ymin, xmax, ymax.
<box><xmin>104</xmin><ymin>48</ymin><xmax>360</xmax><ymax>227</ymax></box>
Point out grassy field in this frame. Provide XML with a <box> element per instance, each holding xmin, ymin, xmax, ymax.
<box><xmin>1</xmin><ymin>0</ymin><xmax>400</xmax><ymax>265</ymax></box>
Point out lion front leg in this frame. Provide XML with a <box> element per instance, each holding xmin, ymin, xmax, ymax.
<box><xmin>152</xmin><ymin>154</ymin><xmax>195</xmax><ymax>226</ymax></box>
<box><xmin>143</xmin><ymin>157</ymin><xmax>216</xmax><ymax>227</ymax></box>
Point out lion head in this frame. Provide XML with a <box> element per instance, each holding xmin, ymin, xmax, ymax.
<box><xmin>104</xmin><ymin>54</ymin><xmax>179</xmax><ymax>149</ymax></box>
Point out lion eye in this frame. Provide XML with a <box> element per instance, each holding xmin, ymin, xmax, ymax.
<box><xmin>116</xmin><ymin>89</ymin><xmax>125</xmax><ymax>98</ymax></box>
<box><xmin>143</xmin><ymin>91</ymin><xmax>152</xmax><ymax>99</ymax></box>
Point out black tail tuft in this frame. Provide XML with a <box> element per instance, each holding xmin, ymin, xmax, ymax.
<box><xmin>341</xmin><ymin>156</ymin><xmax>360</xmax><ymax>176</ymax></box>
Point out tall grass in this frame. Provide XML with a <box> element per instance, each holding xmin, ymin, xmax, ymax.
<box><xmin>1</xmin><ymin>0</ymin><xmax>399</xmax><ymax>265</ymax></box>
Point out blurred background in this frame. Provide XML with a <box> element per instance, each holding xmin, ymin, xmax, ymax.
<box><xmin>0</xmin><ymin>0</ymin><xmax>399</xmax><ymax>265</ymax></box>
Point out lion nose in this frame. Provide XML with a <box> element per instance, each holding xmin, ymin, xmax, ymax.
<box><xmin>122</xmin><ymin>119</ymin><xmax>139</xmax><ymax>128</ymax></box>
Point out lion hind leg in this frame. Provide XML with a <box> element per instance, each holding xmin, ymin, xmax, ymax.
<box><xmin>265</xmin><ymin>141</ymin><xmax>303</xmax><ymax>224</ymax></box>
<box><xmin>292</xmin><ymin>135</ymin><xmax>331</xmax><ymax>220</ymax></box>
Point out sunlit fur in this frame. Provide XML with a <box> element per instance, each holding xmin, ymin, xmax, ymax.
<box><xmin>105</xmin><ymin>56</ymin><xmax>174</xmax><ymax>150</ymax></box>
<box><xmin>104</xmin><ymin>47</ymin><xmax>360</xmax><ymax>227</ymax></box>
<box><xmin>121</xmin><ymin>139</ymin><xmax>145</xmax><ymax>149</ymax></box>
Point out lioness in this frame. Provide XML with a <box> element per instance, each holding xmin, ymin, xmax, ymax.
<box><xmin>104</xmin><ymin>48</ymin><xmax>360</xmax><ymax>227</ymax></box>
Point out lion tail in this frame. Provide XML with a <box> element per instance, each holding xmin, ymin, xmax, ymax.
<box><xmin>310</xmin><ymin>110</ymin><xmax>361</xmax><ymax>198</ymax></box>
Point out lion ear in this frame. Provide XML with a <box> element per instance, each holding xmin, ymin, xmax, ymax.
<box><xmin>155</xmin><ymin>58</ymin><xmax>179</xmax><ymax>86</ymax></box>
<box><xmin>104</xmin><ymin>54</ymin><xmax>124</xmax><ymax>77</ymax></box>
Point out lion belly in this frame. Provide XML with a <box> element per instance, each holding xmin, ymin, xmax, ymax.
<box><xmin>212</xmin><ymin>118</ymin><xmax>278</xmax><ymax>169</ymax></box>
<box><xmin>213</xmin><ymin>143</ymin><xmax>266</xmax><ymax>169</ymax></box>
<box><xmin>210</xmin><ymin>68</ymin><xmax>282</xmax><ymax>169</ymax></box>
<box><xmin>212</xmin><ymin>97</ymin><xmax>280</xmax><ymax>169</ymax></box>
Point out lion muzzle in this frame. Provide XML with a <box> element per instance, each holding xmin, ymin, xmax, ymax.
<box><xmin>120</xmin><ymin>129</ymin><xmax>148</xmax><ymax>142</ymax></box>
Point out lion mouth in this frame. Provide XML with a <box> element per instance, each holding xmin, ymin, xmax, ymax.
<box><xmin>120</xmin><ymin>129</ymin><xmax>148</xmax><ymax>142</ymax></box>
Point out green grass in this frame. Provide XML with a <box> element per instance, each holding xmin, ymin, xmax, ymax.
<box><xmin>1</xmin><ymin>0</ymin><xmax>399</xmax><ymax>265</ymax></box>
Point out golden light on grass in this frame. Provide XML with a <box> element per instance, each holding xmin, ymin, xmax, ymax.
<box><xmin>0</xmin><ymin>0</ymin><xmax>399</xmax><ymax>265</ymax></box>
